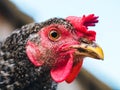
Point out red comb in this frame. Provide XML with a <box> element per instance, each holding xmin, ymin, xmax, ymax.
<box><xmin>82</xmin><ymin>14</ymin><xmax>99</xmax><ymax>27</ymax></box>
<box><xmin>66</xmin><ymin>14</ymin><xmax>98</xmax><ymax>41</ymax></box>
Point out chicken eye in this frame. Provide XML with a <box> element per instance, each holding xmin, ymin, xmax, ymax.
<box><xmin>49</xmin><ymin>30</ymin><xmax>60</xmax><ymax>41</ymax></box>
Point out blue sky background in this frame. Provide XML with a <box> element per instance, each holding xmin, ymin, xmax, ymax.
<box><xmin>10</xmin><ymin>0</ymin><xmax>120</xmax><ymax>89</ymax></box>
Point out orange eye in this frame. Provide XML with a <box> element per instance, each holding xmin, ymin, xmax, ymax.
<box><xmin>49</xmin><ymin>30</ymin><xmax>60</xmax><ymax>41</ymax></box>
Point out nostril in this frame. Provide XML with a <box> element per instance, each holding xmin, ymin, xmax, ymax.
<box><xmin>78</xmin><ymin>48</ymin><xmax>87</xmax><ymax>53</ymax></box>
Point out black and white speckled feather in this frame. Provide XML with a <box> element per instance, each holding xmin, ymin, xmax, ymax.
<box><xmin>0</xmin><ymin>18</ymin><xmax>73</xmax><ymax>90</ymax></box>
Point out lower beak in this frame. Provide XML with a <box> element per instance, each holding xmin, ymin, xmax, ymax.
<box><xmin>72</xmin><ymin>42</ymin><xmax>104</xmax><ymax>60</ymax></box>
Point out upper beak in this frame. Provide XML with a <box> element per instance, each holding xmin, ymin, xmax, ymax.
<box><xmin>71</xmin><ymin>42</ymin><xmax>104</xmax><ymax>60</ymax></box>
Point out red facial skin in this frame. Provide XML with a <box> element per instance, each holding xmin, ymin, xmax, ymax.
<box><xmin>26</xmin><ymin>14</ymin><xmax>98</xmax><ymax>83</ymax></box>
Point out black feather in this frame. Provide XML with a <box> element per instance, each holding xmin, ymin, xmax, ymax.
<box><xmin>0</xmin><ymin>18</ymin><xmax>73</xmax><ymax>90</ymax></box>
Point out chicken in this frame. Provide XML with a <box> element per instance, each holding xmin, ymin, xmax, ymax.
<box><xmin>0</xmin><ymin>14</ymin><xmax>104</xmax><ymax>90</ymax></box>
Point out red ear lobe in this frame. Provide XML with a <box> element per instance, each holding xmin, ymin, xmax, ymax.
<box><xmin>26</xmin><ymin>41</ymin><xmax>44</xmax><ymax>67</ymax></box>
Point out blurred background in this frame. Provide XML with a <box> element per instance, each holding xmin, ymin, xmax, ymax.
<box><xmin>0</xmin><ymin>0</ymin><xmax>120</xmax><ymax>90</ymax></box>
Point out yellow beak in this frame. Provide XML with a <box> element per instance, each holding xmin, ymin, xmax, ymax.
<box><xmin>72</xmin><ymin>42</ymin><xmax>104</xmax><ymax>60</ymax></box>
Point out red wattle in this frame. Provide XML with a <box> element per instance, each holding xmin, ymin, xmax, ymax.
<box><xmin>50</xmin><ymin>54</ymin><xmax>73</xmax><ymax>82</ymax></box>
<box><xmin>65</xmin><ymin>60</ymin><xmax>83</xmax><ymax>83</ymax></box>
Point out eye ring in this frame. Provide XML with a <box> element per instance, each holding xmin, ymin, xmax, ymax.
<box><xmin>49</xmin><ymin>30</ymin><xmax>60</xmax><ymax>41</ymax></box>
